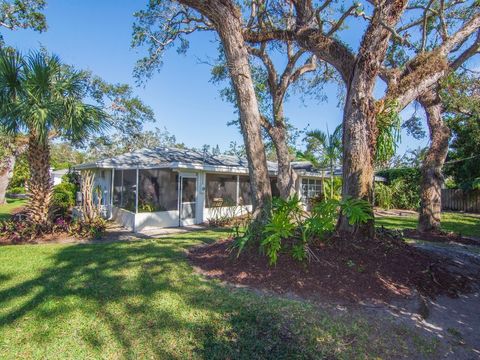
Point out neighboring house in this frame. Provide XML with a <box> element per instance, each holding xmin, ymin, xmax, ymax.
<box><xmin>51</xmin><ymin>168</ymin><xmax>69</xmax><ymax>186</ymax></box>
<box><xmin>75</xmin><ymin>147</ymin><xmax>383</xmax><ymax>232</ymax></box>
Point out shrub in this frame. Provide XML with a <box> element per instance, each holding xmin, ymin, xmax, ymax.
<box><xmin>7</xmin><ymin>186</ymin><xmax>26</xmax><ymax>194</ymax></box>
<box><xmin>375</xmin><ymin>182</ymin><xmax>393</xmax><ymax>209</ymax></box>
<box><xmin>235</xmin><ymin>195</ymin><xmax>373</xmax><ymax>266</ymax></box>
<box><xmin>51</xmin><ymin>182</ymin><xmax>77</xmax><ymax>217</ymax></box>
<box><xmin>375</xmin><ymin>168</ymin><xmax>420</xmax><ymax>210</ymax></box>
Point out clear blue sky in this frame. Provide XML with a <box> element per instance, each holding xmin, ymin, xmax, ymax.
<box><xmin>2</xmin><ymin>0</ymin><xmax>430</xmax><ymax>155</ymax></box>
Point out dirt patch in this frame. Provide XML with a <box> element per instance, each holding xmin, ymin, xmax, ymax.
<box><xmin>188</xmin><ymin>234</ymin><xmax>476</xmax><ymax>303</ymax></box>
<box><xmin>403</xmin><ymin>229</ymin><xmax>480</xmax><ymax>246</ymax></box>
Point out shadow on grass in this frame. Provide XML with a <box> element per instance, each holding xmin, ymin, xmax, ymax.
<box><xmin>0</xmin><ymin>230</ymin><xmax>363</xmax><ymax>358</ymax></box>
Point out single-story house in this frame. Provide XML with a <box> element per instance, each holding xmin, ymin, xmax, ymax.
<box><xmin>75</xmin><ymin>147</ymin><xmax>383</xmax><ymax>232</ymax></box>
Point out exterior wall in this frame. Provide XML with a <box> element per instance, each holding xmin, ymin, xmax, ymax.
<box><xmin>112</xmin><ymin>207</ymin><xmax>135</xmax><ymax>231</ymax></box>
<box><xmin>134</xmin><ymin>210</ymin><xmax>180</xmax><ymax>231</ymax></box>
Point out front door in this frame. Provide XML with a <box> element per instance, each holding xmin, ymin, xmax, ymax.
<box><xmin>180</xmin><ymin>175</ymin><xmax>197</xmax><ymax>226</ymax></box>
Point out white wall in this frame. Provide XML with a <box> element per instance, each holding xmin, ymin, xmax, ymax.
<box><xmin>134</xmin><ymin>210</ymin><xmax>180</xmax><ymax>231</ymax></box>
<box><xmin>112</xmin><ymin>207</ymin><xmax>135</xmax><ymax>231</ymax></box>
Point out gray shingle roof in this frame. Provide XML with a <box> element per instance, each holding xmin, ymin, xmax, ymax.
<box><xmin>76</xmin><ymin>147</ymin><xmax>281</xmax><ymax>172</ymax></box>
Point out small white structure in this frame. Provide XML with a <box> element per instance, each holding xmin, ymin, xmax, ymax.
<box><xmin>75</xmin><ymin>147</ymin><xmax>342</xmax><ymax>232</ymax></box>
<box><xmin>51</xmin><ymin>168</ymin><xmax>69</xmax><ymax>186</ymax></box>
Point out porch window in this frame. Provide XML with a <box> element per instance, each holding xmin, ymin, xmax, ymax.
<box><xmin>138</xmin><ymin>169</ymin><xmax>178</xmax><ymax>212</ymax></box>
<box><xmin>301</xmin><ymin>178</ymin><xmax>322</xmax><ymax>201</ymax></box>
<box><xmin>206</xmin><ymin>174</ymin><xmax>237</xmax><ymax>208</ymax></box>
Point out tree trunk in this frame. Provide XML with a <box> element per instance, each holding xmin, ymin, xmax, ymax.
<box><xmin>179</xmin><ymin>0</ymin><xmax>272</xmax><ymax>216</ymax></box>
<box><xmin>267</xmin><ymin>124</ymin><xmax>297</xmax><ymax>199</ymax></box>
<box><xmin>337</xmin><ymin>0</ymin><xmax>408</xmax><ymax>236</ymax></box>
<box><xmin>0</xmin><ymin>154</ymin><xmax>16</xmax><ymax>205</ymax></box>
<box><xmin>418</xmin><ymin>90</ymin><xmax>449</xmax><ymax>232</ymax></box>
<box><xmin>27</xmin><ymin>136</ymin><xmax>52</xmax><ymax>227</ymax></box>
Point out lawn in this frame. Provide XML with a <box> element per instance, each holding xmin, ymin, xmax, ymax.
<box><xmin>0</xmin><ymin>229</ymin><xmax>434</xmax><ymax>359</ymax></box>
<box><xmin>0</xmin><ymin>198</ymin><xmax>26</xmax><ymax>220</ymax></box>
<box><xmin>376</xmin><ymin>212</ymin><xmax>480</xmax><ymax>238</ymax></box>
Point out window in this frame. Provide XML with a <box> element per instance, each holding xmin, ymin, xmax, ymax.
<box><xmin>238</xmin><ymin>176</ymin><xmax>253</xmax><ymax>206</ymax></box>
<box><xmin>301</xmin><ymin>178</ymin><xmax>322</xmax><ymax>200</ymax></box>
<box><xmin>138</xmin><ymin>169</ymin><xmax>178</xmax><ymax>212</ymax></box>
<box><xmin>206</xmin><ymin>174</ymin><xmax>237</xmax><ymax>208</ymax></box>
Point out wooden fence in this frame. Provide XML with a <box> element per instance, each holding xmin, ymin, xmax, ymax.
<box><xmin>442</xmin><ymin>189</ymin><xmax>480</xmax><ymax>213</ymax></box>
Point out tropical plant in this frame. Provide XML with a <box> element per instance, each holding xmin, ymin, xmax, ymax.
<box><xmin>0</xmin><ymin>49</ymin><xmax>107</xmax><ymax>227</ymax></box>
<box><xmin>236</xmin><ymin>195</ymin><xmax>373</xmax><ymax>266</ymax></box>
<box><xmin>305</xmin><ymin>125</ymin><xmax>342</xmax><ymax>200</ymax></box>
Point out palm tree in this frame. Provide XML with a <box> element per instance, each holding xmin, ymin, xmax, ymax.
<box><xmin>305</xmin><ymin>125</ymin><xmax>342</xmax><ymax>200</ymax></box>
<box><xmin>0</xmin><ymin>49</ymin><xmax>107</xmax><ymax>227</ymax></box>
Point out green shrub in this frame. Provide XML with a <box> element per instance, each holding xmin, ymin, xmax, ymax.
<box><xmin>236</xmin><ymin>195</ymin><xmax>373</xmax><ymax>266</ymax></box>
<box><xmin>51</xmin><ymin>182</ymin><xmax>77</xmax><ymax>216</ymax></box>
<box><xmin>375</xmin><ymin>168</ymin><xmax>420</xmax><ymax>210</ymax></box>
<box><xmin>7</xmin><ymin>186</ymin><xmax>26</xmax><ymax>194</ymax></box>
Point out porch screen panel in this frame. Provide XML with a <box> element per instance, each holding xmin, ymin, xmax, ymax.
<box><xmin>113</xmin><ymin>169</ymin><xmax>122</xmax><ymax>206</ymax></box>
<box><xmin>138</xmin><ymin>169</ymin><xmax>178</xmax><ymax>212</ymax></box>
<box><xmin>122</xmin><ymin>170</ymin><xmax>137</xmax><ymax>212</ymax></box>
<box><xmin>238</xmin><ymin>176</ymin><xmax>253</xmax><ymax>206</ymax></box>
<box><xmin>206</xmin><ymin>174</ymin><xmax>237</xmax><ymax>208</ymax></box>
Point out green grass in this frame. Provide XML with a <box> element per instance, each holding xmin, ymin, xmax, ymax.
<box><xmin>0</xmin><ymin>229</ymin><xmax>433</xmax><ymax>359</ymax></box>
<box><xmin>0</xmin><ymin>198</ymin><xmax>26</xmax><ymax>220</ymax></box>
<box><xmin>376</xmin><ymin>212</ymin><xmax>480</xmax><ymax>238</ymax></box>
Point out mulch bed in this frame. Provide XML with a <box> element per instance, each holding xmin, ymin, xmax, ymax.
<box><xmin>403</xmin><ymin>228</ymin><xmax>480</xmax><ymax>246</ymax></box>
<box><xmin>188</xmin><ymin>233</ymin><xmax>476</xmax><ymax>303</ymax></box>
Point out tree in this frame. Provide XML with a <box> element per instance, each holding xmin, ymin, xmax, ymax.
<box><xmin>86</xmin><ymin>127</ymin><xmax>181</xmax><ymax>160</ymax></box>
<box><xmin>0</xmin><ymin>0</ymin><xmax>47</xmax><ymax>204</ymax></box>
<box><xmin>443</xmin><ymin>72</ymin><xmax>480</xmax><ymax>190</ymax></box>
<box><xmin>211</xmin><ymin>39</ymin><xmax>335</xmax><ymax>198</ymax></box>
<box><xmin>243</xmin><ymin>0</ymin><xmax>479</xmax><ymax>235</ymax></box>
<box><xmin>0</xmin><ymin>49</ymin><xmax>107</xmax><ymax>226</ymax></box>
<box><xmin>305</xmin><ymin>124</ymin><xmax>342</xmax><ymax>200</ymax></box>
<box><xmin>0</xmin><ymin>0</ymin><xmax>46</xmax><ymax>42</ymax></box>
<box><xmin>132</xmin><ymin>0</ymin><xmax>272</xmax><ymax>220</ymax></box>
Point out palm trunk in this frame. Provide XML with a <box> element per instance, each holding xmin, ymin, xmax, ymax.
<box><xmin>27</xmin><ymin>136</ymin><xmax>52</xmax><ymax>227</ymax></box>
<box><xmin>179</xmin><ymin>0</ymin><xmax>272</xmax><ymax>217</ymax></box>
<box><xmin>418</xmin><ymin>90</ymin><xmax>449</xmax><ymax>232</ymax></box>
<box><xmin>0</xmin><ymin>154</ymin><xmax>16</xmax><ymax>205</ymax></box>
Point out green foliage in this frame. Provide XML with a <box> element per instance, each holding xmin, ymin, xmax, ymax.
<box><xmin>375</xmin><ymin>182</ymin><xmax>393</xmax><ymax>209</ymax></box>
<box><xmin>376</xmin><ymin>100</ymin><xmax>401</xmax><ymax>163</ymax></box>
<box><xmin>339</xmin><ymin>198</ymin><xmax>373</xmax><ymax>225</ymax></box>
<box><xmin>323</xmin><ymin>177</ymin><xmax>342</xmax><ymax>200</ymax></box>
<box><xmin>6</xmin><ymin>186</ymin><xmax>25</xmax><ymax>194</ymax></box>
<box><xmin>442</xmin><ymin>73</ymin><xmax>480</xmax><ymax>190</ymax></box>
<box><xmin>7</xmin><ymin>153</ymin><xmax>28</xmax><ymax>189</ymax></box>
<box><xmin>51</xmin><ymin>181</ymin><xmax>77</xmax><ymax>216</ymax></box>
<box><xmin>375</xmin><ymin>169</ymin><xmax>421</xmax><ymax>210</ymax></box>
<box><xmin>0</xmin><ymin>0</ymin><xmax>46</xmax><ymax>44</ymax></box>
<box><xmin>239</xmin><ymin>195</ymin><xmax>373</xmax><ymax>266</ymax></box>
<box><xmin>261</xmin><ymin>196</ymin><xmax>302</xmax><ymax>265</ymax></box>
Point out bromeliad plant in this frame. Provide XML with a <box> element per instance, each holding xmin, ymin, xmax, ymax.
<box><xmin>234</xmin><ymin>195</ymin><xmax>373</xmax><ymax>266</ymax></box>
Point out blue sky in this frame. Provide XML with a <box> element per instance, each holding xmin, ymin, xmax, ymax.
<box><xmin>2</xmin><ymin>0</ymin><xmax>430</xmax><ymax>155</ymax></box>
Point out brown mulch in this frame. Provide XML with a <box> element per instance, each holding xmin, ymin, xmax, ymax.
<box><xmin>188</xmin><ymin>234</ymin><xmax>475</xmax><ymax>303</ymax></box>
<box><xmin>403</xmin><ymin>228</ymin><xmax>480</xmax><ymax>246</ymax></box>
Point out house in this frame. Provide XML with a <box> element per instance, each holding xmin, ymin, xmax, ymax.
<box><xmin>75</xmin><ymin>147</ymin><xmax>380</xmax><ymax>232</ymax></box>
